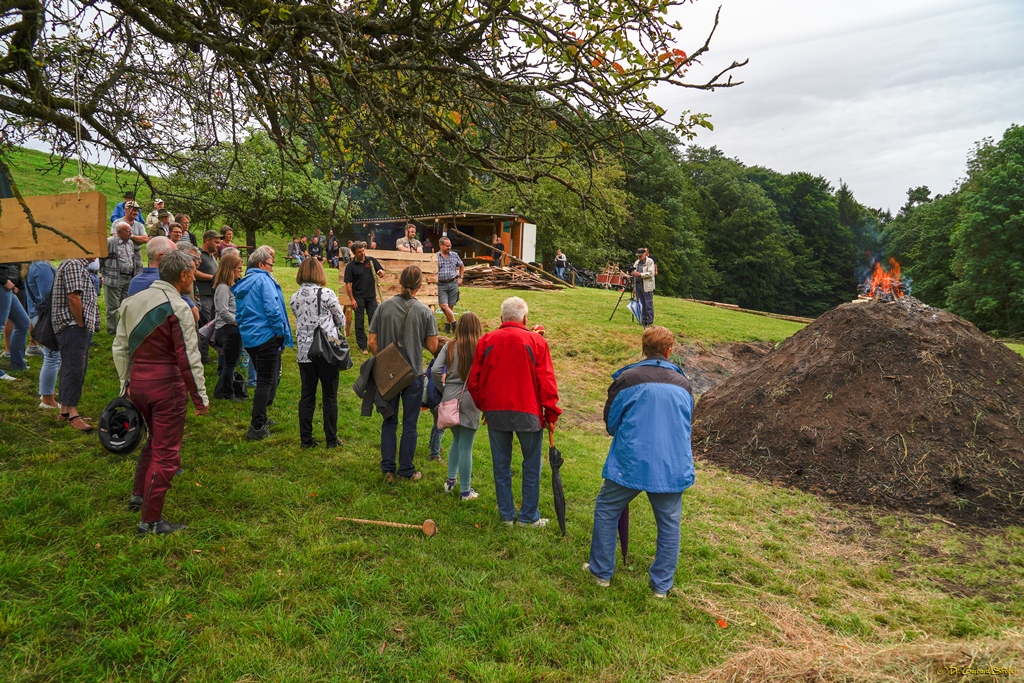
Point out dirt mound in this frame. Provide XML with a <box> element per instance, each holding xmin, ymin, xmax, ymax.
<box><xmin>692</xmin><ymin>297</ymin><xmax>1024</xmax><ymax>527</ymax></box>
<box><xmin>673</xmin><ymin>341</ymin><xmax>774</xmax><ymax>395</ymax></box>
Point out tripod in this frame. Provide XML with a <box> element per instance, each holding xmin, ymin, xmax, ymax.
<box><xmin>609</xmin><ymin>280</ymin><xmax>641</xmax><ymax>325</ymax></box>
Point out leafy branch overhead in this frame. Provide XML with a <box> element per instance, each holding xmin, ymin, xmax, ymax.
<box><xmin>0</xmin><ymin>0</ymin><xmax>745</xmax><ymax>194</ymax></box>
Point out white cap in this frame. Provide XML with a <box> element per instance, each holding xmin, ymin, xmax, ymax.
<box><xmin>154</xmin><ymin>198</ymin><xmax>164</xmax><ymax>205</ymax></box>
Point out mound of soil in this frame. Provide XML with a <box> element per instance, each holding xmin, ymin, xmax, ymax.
<box><xmin>673</xmin><ymin>341</ymin><xmax>774</xmax><ymax>395</ymax></box>
<box><xmin>692</xmin><ymin>297</ymin><xmax>1024</xmax><ymax>527</ymax></box>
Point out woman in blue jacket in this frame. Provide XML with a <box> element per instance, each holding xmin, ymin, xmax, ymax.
<box><xmin>233</xmin><ymin>246</ymin><xmax>293</xmax><ymax>440</ymax></box>
<box><xmin>584</xmin><ymin>326</ymin><xmax>695</xmax><ymax>598</ymax></box>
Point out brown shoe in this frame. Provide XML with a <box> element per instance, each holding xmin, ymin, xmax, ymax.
<box><xmin>68</xmin><ymin>415</ymin><xmax>94</xmax><ymax>433</ymax></box>
<box><xmin>384</xmin><ymin>472</ymin><xmax>396</xmax><ymax>484</ymax></box>
<box><xmin>400</xmin><ymin>471</ymin><xmax>423</xmax><ymax>482</ymax></box>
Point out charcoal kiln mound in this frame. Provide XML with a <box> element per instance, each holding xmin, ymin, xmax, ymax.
<box><xmin>673</xmin><ymin>341</ymin><xmax>774</xmax><ymax>395</ymax></box>
<box><xmin>692</xmin><ymin>297</ymin><xmax>1024</xmax><ymax>527</ymax></box>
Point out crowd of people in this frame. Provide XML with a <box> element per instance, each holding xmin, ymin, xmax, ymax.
<box><xmin>1</xmin><ymin>212</ymin><xmax>690</xmax><ymax>597</ymax></box>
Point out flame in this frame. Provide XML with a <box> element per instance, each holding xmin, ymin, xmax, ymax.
<box><xmin>866</xmin><ymin>257</ymin><xmax>904</xmax><ymax>299</ymax></box>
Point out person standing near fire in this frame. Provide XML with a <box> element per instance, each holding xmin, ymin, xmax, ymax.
<box><xmin>631</xmin><ymin>248</ymin><xmax>656</xmax><ymax>327</ymax></box>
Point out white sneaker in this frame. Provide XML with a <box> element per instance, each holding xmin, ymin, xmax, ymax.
<box><xmin>0</xmin><ymin>373</ymin><xmax>17</xmax><ymax>381</ymax></box>
<box><xmin>38</xmin><ymin>398</ymin><xmax>60</xmax><ymax>410</ymax></box>
<box><xmin>459</xmin><ymin>489</ymin><xmax>479</xmax><ymax>501</ymax></box>
<box><xmin>443</xmin><ymin>478</ymin><xmax>457</xmax><ymax>494</ymax></box>
<box><xmin>652</xmin><ymin>590</ymin><xmax>668</xmax><ymax>599</ymax></box>
<box><xmin>516</xmin><ymin>517</ymin><xmax>549</xmax><ymax>528</ymax></box>
<box><xmin>583</xmin><ymin>563</ymin><xmax>610</xmax><ymax>587</ymax></box>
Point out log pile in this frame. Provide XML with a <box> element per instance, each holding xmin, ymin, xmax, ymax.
<box><xmin>462</xmin><ymin>264</ymin><xmax>563</xmax><ymax>291</ymax></box>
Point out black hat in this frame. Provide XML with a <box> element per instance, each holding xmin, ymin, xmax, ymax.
<box><xmin>636</xmin><ymin>248</ymin><xmax>647</xmax><ymax>256</ymax></box>
<box><xmin>98</xmin><ymin>396</ymin><xmax>147</xmax><ymax>454</ymax></box>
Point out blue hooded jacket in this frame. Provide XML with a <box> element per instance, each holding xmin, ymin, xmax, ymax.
<box><xmin>602</xmin><ymin>358</ymin><xmax>695</xmax><ymax>493</ymax></box>
<box><xmin>233</xmin><ymin>268</ymin><xmax>293</xmax><ymax>349</ymax></box>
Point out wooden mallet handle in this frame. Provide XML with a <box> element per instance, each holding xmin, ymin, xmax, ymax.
<box><xmin>336</xmin><ymin>517</ymin><xmax>438</xmax><ymax>537</ymax></box>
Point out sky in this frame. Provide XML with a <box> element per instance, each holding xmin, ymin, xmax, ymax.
<box><xmin>659</xmin><ymin>0</ymin><xmax>1024</xmax><ymax>212</ymax></box>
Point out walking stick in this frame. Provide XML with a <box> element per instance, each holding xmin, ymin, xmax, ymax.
<box><xmin>336</xmin><ymin>516</ymin><xmax>438</xmax><ymax>537</ymax></box>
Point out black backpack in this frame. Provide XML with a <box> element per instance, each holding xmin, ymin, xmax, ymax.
<box><xmin>30</xmin><ymin>286</ymin><xmax>59</xmax><ymax>352</ymax></box>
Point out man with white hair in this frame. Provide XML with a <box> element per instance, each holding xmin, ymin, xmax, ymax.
<box><xmin>467</xmin><ymin>296</ymin><xmax>561</xmax><ymax>527</ymax></box>
<box><xmin>100</xmin><ymin>221</ymin><xmax>139</xmax><ymax>334</ymax></box>
<box><xmin>111</xmin><ymin>200</ymin><xmax>149</xmax><ymax>272</ymax></box>
<box><xmin>145</xmin><ymin>198</ymin><xmax>165</xmax><ymax>231</ymax></box>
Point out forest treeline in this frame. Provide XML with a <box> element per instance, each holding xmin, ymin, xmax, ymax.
<box><xmin>157</xmin><ymin>123</ymin><xmax>1023</xmax><ymax>334</ymax></box>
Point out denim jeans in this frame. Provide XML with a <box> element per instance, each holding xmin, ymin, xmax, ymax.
<box><xmin>429</xmin><ymin>411</ymin><xmax>446</xmax><ymax>457</ymax></box>
<box><xmin>39</xmin><ymin>345</ymin><xmax>61</xmax><ymax>396</ymax></box>
<box><xmin>380</xmin><ymin>376</ymin><xmax>423</xmax><ymax>477</ymax></box>
<box><xmin>588</xmin><ymin>480</ymin><xmax>682</xmax><ymax>594</ymax></box>
<box><xmin>0</xmin><ymin>288</ymin><xmax>29</xmax><ymax>371</ymax></box>
<box><xmin>555</xmin><ymin>266</ymin><xmax>565</xmax><ymax>281</ymax></box>
<box><xmin>245</xmin><ymin>337</ymin><xmax>282</xmax><ymax>429</ymax></box>
<box><xmin>488</xmin><ymin>429</ymin><xmax>543</xmax><ymax>523</ymax></box>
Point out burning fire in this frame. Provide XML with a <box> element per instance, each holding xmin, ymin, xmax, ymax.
<box><xmin>860</xmin><ymin>255</ymin><xmax>909</xmax><ymax>299</ymax></box>
<box><xmin>863</xmin><ymin>257</ymin><xmax>904</xmax><ymax>300</ymax></box>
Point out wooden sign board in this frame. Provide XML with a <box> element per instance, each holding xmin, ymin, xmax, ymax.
<box><xmin>0</xmin><ymin>192</ymin><xmax>109</xmax><ymax>262</ymax></box>
<box><xmin>366</xmin><ymin>249</ymin><xmax>439</xmax><ymax>308</ymax></box>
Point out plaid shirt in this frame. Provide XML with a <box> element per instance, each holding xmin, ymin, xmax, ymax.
<box><xmin>437</xmin><ymin>250</ymin><xmax>464</xmax><ymax>281</ymax></box>
<box><xmin>52</xmin><ymin>259</ymin><xmax>100</xmax><ymax>334</ymax></box>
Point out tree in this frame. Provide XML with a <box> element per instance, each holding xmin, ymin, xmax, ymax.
<box><xmin>164</xmin><ymin>131</ymin><xmax>347</xmax><ymax>250</ymax></box>
<box><xmin>883</xmin><ymin>191</ymin><xmax>959</xmax><ymax>308</ymax></box>
<box><xmin>947</xmin><ymin>126</ymin><xmax>1024</xmax><ymax>336</ymax></box>
<box><xmin>0</xmin><ymin>0</ymin><xmax>746</xmax><ymax>206</ymax></box>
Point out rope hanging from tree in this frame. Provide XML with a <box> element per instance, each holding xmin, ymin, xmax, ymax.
<box><xmin>63</xmin><ymin>55</ymin><xmax>96</xmax><ymax>196</ymax></box>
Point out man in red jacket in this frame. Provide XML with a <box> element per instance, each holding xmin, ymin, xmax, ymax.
<box><xmin>467</xmin><ymin>296</ymin><xmax>561</xmax><ymax>527</ymax></box>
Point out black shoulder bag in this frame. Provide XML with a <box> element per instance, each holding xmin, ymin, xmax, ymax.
<box><xmin>308</xmin><ymin>288</ymin><xmax>353</xmax><ymax>370</ymax></box>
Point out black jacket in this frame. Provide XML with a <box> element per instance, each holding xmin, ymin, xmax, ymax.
<box><xmin>352</xmin><ymin>355</ymin><xmax>395</xmax><ymax>419</ymax></box>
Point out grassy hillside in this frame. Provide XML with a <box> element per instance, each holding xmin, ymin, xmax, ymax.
<box><xmin>6</xmin><ymin>146</ymin><xmax>144</xmax><ymax>218</ymax></box>
<box><xmin>1</xmin><ymin>281</ymin><xmax>1022</xmax><ymax>682</ymax></box>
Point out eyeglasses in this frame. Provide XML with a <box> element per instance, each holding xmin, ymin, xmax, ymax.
<box><xmin>264</xmin><ymin>261</ymin><xmax>275</xmax><ymax>268</ymax></box>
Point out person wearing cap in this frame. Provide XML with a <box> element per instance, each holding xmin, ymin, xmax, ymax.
<box><xmin>195</xmin><ymin>229</ymin><xmax>221</xmax><ymax>363</ymax></box>
<box><xmin>146</xmin><ymin>199</ymin><xmax>165</xmax><ymax>231</ymax></box>
<box><xmin>631</xmin><ymin>247</ymin><xmax>656</xmax><ymax>327</ymax></box>
<box><xmin>109</xmin><ymin>190</ymin><xmax>136</xmax><ymax>224</ymax></box>
<box><xmin>101</xmin><ymin>222</ymin><xmax>141</xmax><ymax>334</ymax></box>
<box><xmin>148</xmin><ymin>210</ymin><xmax>172</xmax><ymax>238</ymax></box>
<box><xmin>111</xmin><ymin>200</ymin><xmax>149</xmax><ymax>271</ymax></box>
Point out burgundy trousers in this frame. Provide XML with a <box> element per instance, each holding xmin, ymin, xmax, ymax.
<box><xmin>131</xmin><ymin>375</ymin><xmax>188</xmax><ymax>523</ymax></box>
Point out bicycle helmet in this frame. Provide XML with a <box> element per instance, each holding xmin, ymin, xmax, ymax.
<box><xmin>98</xmin><ymin>396</ymin><xmax>147</xmax><ymax>454</ymax></box>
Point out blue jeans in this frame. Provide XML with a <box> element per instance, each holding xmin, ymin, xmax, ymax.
<box><xmin>39</xmin><ymin>345</ymin><xmax>61</xmax><ymax>396</ymax></box>
<box><xmin>381</xmin><ymin>376</ymin><xmax>423</xmax><ymax>477</ymax></box>
<box><xmin>0</xmin><ymin>288</ymin><xmax>29</xmax><ymax>371</ymax></box>
<box><xmin>429</xmin><ymin>423</ymin><xmax>446</xmax><ymax>458</ymax></box>
<box><xmin>588</xmin><ymin>480</ymin><xmax>682</xmax><ymax>594</ymax></box>
<box><xmin>488</xmin><ymin>429</ymin><xmax>543</xmax><ymax>523</ymax></box>
<box><xmin>555</xmin><ymin>266</ymin><xmax>565</xmax><ymax>281</ymax></box>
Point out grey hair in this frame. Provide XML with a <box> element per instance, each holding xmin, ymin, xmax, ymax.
<box><xmin>352</xmin><ymin>240</ymin><xmax>366</xmax><ymax>250</ymax></box>
<box><xmin>500</xmin><ymin>296</ymin><xmax>528</xmax><ymax>323</ymax></box>
<box><xmin>113</xmin><ymin>221</ymin><xmax>132</xmax><ymax>233</ymax></box>
<box><xmin>177</xmin><ymin>242</ymin><xmax>201</xmax><ymax>259</ymax></box>
<box><xmin>158</xmin><ymin>249</ymin><xmax>194</xmax><ymax>285</ymax></box>
<box><xmin>146</xmin><ymin>236</ymin><xmax>175</xmax><ymax>262</ymax></box>
<box><xmin>220</xmin><ymin>247</ymin><xmax>239</xmax><ymax>259</ymax></box>
<box><xmin>248</xmin><ymin>245</ymin><xmax>275</xmax><ymax>269</ymax></box>
<box><xmin>439</xmin><ymin>237</ymin><xmax>451</xmax><ymax>247</ymax></box>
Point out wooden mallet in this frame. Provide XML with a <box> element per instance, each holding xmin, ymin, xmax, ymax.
<box><xmin>336</xmin><ymin>516</ymin><xmax>438</xmax><ymax>537</ymax></box>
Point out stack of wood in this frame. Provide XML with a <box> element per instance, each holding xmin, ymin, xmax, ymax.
<box><xmin>462</xmin><ymin>264</ymin><xmax>563</xmax><ymax>291</ymax></box>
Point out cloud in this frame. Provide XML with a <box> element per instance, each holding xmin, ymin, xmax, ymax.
<box><xmin>659</xmin><ymin>0</ymin><xmax>1024</xmax><ymax>211</ymax></box>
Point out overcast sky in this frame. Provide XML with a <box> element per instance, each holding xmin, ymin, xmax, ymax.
<box><xmin>660</xmin><ymin>0</ymin><xmax>1024</xmax><ymax>212</ymax></box>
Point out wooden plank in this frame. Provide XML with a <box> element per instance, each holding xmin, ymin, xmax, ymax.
<box><xmin>366</xmin><ymin>249</ymin><xmax>438</xmax><ymax>272</ymax></box>
<box><xmin>0</xmin><ymin>192</ymin><xmax>109</xmax><ymax>261</ymax></box>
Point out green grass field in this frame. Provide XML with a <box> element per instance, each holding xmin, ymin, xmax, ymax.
<box><xmin>2</xmin><ymin>277</ymin><xmax>1023</xmax><ymax>682</ymax></box>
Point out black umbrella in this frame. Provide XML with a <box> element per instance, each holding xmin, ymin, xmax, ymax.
<box><xmin>617</xmin><ymin>505</ymin><xmax>630</xmax><ymax>562</ymax></box>
<box><xmin>548</xmin><ymin>427</ymin><xmax>567</xmax><ymax>536</ymax></box>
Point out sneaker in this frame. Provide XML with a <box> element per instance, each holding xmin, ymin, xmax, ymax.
<box><xmin>0</xmin><ymin>350</ymin><xmax>8</xmax><ymax>359</ymax></box>
<box><xmin>0</xmin><ymin>373</ymin><xmax>19</xmax><ymax>381</ymax></box>
<box><xmin>652</xmin><ymin>590</ymin><xmax>668</xmax><ymax>599</ymax></box>
<box><xmin>128</xmin><ymin>495</ymin><xmax>143</xmax><ymax>512</ymax></box>
<box><xmin>246</xmin><ymin>424</ymin><xmax>269</xmax><ymax>440</ymax></box>
<box><xmin>459</xmin><ymin>489</ymin><xmax>479</xmax><ymax>501</ymax></box>
<box><xmin>137</xmin><ymin>519</ymin><xmax>186</xmax><ymax>536</ymax></box>
<box><xmin>399</xmin><ymin>471</ymin><xmax>423</xmax><ymax>482</ymax></box>
<box><xmin>25</xmin><ymin>346</ymin><xmax>43</xmax><ymax>357</ymax></box>
<box><xmin>516</xmin><ymin>518</ymin><xmax>549</xmax><ymax>528</ymax></box>
<box><xmin>443</xmin><ymin>478</ymin><xmax>457</xmax><ymax>493</ymax></box>
<box><xmin>583</xmin><ymin>563</ymin><xmax>610</xmax><ymax>587</ymax></box>
<box><xmin>429</xmin><ymin>454</ymin><xmax>443</xmax><ymax>462</ymax></box>
<box><xmin>502</xmin><ymin>520</ymin><xmax>515</xmax><ymax>526</ymax></box>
